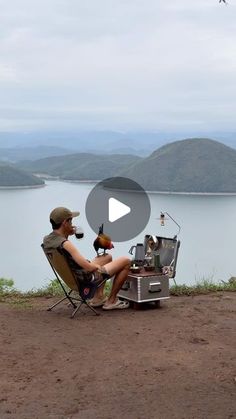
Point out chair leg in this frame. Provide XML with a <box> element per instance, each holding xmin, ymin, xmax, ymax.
<box><xmin>47</xmin><ymin>292</ymin><xmax>100</xmax><ymax>318</ymax></box>
<box><xmin>47</xmin><ymin>290</ymin><xmax>77</xmax><ymax>311</ymax></box>
<box><xmin>84</xmin><ymin>300</ymin><xmax>100</xmax><ymax>316</ymax></box>
<box><xmin>65</xmin><ymin>291</ymin><xmax>77</xmax><ymax>309</ymax></box>
<box><xmin>47</xmin><ymin>295</ymin><xmax>68</xmax><ymax>311</ymax></box>
<box><xmin>71</xmin><ymin>301</ymin><xmax>83</xmax><ymax>318</ymax></box>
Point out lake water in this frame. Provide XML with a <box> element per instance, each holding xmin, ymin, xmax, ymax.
<box><xmin>0</xmin><ymin>180</ymin><xmax>236</xmax><ymax>291</ymax></box>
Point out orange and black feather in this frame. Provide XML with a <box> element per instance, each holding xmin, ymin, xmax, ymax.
<box><xmin>93</xmin><ymin>224</ymin><xmax>114</xmax><ymax>254</ymax></box>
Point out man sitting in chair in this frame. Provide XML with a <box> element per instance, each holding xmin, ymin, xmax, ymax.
<box><xmin>43</xmin><ymin>207</ymin><xmax>131</xmax><ymax>310</ymax></box>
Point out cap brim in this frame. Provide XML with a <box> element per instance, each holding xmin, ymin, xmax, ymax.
<box><xmin>71</xmin><ymin>211</ymin><xmax>80</xmax><ymax>218</ymax></box>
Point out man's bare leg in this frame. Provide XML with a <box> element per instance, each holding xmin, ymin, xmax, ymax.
<box><xmin>103</xmin><ymin>257</ymin><xmax>131</xmax><ymax>304</ymax></box>
<box><xmin>92</xmin><ymin>253</ymin><xmax>112</xmax><ymax>266</ymax></box>
<box><xmin>91</xmin><ymin>253</ymin><xmax>112</xmax><ymax>300</ymax></box>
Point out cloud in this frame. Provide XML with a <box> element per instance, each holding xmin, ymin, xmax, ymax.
<box><xmin>0</xmin><ymin>0</ymin><xmax>235</xmax><ymax>131</ymax></box>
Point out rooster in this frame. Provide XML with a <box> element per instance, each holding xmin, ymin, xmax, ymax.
<box><xmin>93</xmin><ymin>224</ymin><xmax>114</xmax><ymax>256</ymax></box>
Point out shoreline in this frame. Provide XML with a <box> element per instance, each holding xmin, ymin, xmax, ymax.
<box><xmin>2</xmin><ymin>177</ymin><xmax>236</xmax><ymax>195</ymax></box>
<box><xmin>31</xmin><ymin>176</ymin><xmax>236</xmax><ymax>195</ymax></box>
<box><xmin>0</xmin><ymin>183</ymin><xmax>45</xmax><ymax>190</ymax></box>
<box><xmin>44</xmin><ymin>178</ymin><xmax>236</xmax><ymax>195</ymax></box>
<box><xmin>146</xmin><ymin>190</ymin><xmax>236</xmax><ymax>196</ymax></box>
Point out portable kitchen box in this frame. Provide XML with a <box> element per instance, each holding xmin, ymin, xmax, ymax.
<box><xmin>118</xmin><ymin>235</ymin><xmax>180</xmax><ymax>304</ymax></box>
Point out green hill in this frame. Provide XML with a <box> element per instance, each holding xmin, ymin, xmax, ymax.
<box><xmin>17</xmin><ymin>153</ymin><xmax>142</xmax><ymax>180</ymax></box>
<box><xmin>0</xmin><ymin>164</ymin><xmax>45</xmax><ymax>187</ymax></box>
<box><xmin>118</xmin><ymin>138</ymin><xmax>236</xmax><ymax>193</ymax></box>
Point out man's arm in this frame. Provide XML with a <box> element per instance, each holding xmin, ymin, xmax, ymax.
<box><xmin>63</xmin><ymin>241</ymin><xmax>100</xmax><ymax>272</ymax></box>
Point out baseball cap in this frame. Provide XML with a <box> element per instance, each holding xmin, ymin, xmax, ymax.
<box><xmin>50</xmin><ymin>207</ymin><xmax>80</xmax><ymax>224</ymax></box>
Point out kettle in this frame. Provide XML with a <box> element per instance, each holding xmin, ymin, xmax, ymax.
<box><xmin>129</xmin><ymin>243</ymin><xmax>145</xmax><ymax>264</ymax></box>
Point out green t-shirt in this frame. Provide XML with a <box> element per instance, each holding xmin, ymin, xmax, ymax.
<box><xmin>43</xmin><ymin>231</ymin><xmax>93</xmax><ymax>284</ymax></box>
<box><xmin>43</xmin><ymin>231</ymin><xmax>67</xmax><ymax>251</ymax></box>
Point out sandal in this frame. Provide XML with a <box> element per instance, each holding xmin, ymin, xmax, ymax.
<box><xmin>89</xmin><ymin>296</ymin><xmax>107</xmax><ymax>307</ymax></box>
<box><xmin>102</xmin><ymin>299</ymin><xmax>130</xmax><ymax>310</ymax></box>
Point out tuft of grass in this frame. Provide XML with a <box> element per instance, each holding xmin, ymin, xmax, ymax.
<box><xmin>170</xmin><ymin>277</ymin><xmax>236</xmax><ymax>296</ymax></box>
<box><xmin>0</xmin><ymin>278</ymin><xmax>65</xmax><ymax>305</ymax></box>
<box><xmin>0</xmin><ymin>277</ymin><xmax>235</xmax><ymax>304</ymax></box>
<box><xmin>0</xmin><ymin>278</ymin><xmax>19</xmax><ymax>303</ymax></box>
<box><xmin>25</xmin><ymin>279</ymin><xmax>65</xmax><ymax>297</ymax></box>
<box><xmin>0</xmin><ymin>277</ymin><xmax>15</xmax><ymax>293</ymax></box>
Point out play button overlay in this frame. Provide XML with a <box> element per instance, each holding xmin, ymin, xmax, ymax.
<box><xmin>109</xmin><ymin>198</ymin><xmax>131</xmax><ymax>222</ymax></box>
<box><xmin>85</xmin><ymin>177</ymin><xmax>151</xmax><ymax>242</ymax></box>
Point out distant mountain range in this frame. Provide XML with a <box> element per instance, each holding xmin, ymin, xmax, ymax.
<box><xmin>2</xmin><ymin>138</ymin><xmax>236</xmax><ymax>192</ymax></box>
<box><xmin>0</xmin><ymin>130</ymin><xmax>235</xmax><ymax>158</ymax></box>
<box><xmin>0</xmin><ymin>145</ymin><xmax>73</xmax><ymax>162</ymax></box>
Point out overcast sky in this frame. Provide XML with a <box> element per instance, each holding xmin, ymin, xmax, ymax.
<box><xmin>0</xmin><ymin>0</ymin><xmax>235</xmax><ymax>133</ymax></box>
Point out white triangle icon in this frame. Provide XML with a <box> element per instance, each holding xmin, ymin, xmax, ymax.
<box><xmin>109</xmin><ymin>197</ymin><xmax>131</xmax><ymax>223</ymax></box>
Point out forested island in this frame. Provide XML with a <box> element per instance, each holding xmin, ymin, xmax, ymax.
<box><xmin>0</xmin><ymin>164</ymin><xmax>45</xmax><ymax>188</ymax></box>
<box><xmin>119</xmin><ymin>138</ymin><xmax>236</xmax><ymax>193</ymax></box>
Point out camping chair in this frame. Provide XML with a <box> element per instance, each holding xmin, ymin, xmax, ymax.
<box><xmin>41</xmin><ymin>244</ymin><xmax>108</xmax><ymax>318</ymax></box>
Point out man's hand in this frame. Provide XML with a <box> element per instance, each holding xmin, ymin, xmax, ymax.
<box><xmin>93</xmin><ymin>263</ymin><xmax>103</xmax><ymax>271</ymax></box>
<box><xmin>97</xmin><ymin>266</ymin><xmax>107</xmax><ymax>274</ymax></box>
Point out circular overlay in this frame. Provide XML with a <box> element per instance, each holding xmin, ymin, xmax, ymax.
<box><xmin>85</xmin><ymin>177</ymin><xmax>151</xmax><ymax>242</ymax></box>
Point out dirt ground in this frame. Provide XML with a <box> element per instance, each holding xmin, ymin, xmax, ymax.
<box><xmin>0</xmin><ymin>293</ymin><xmax>235</xmax><ymax>419</ymax></box>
